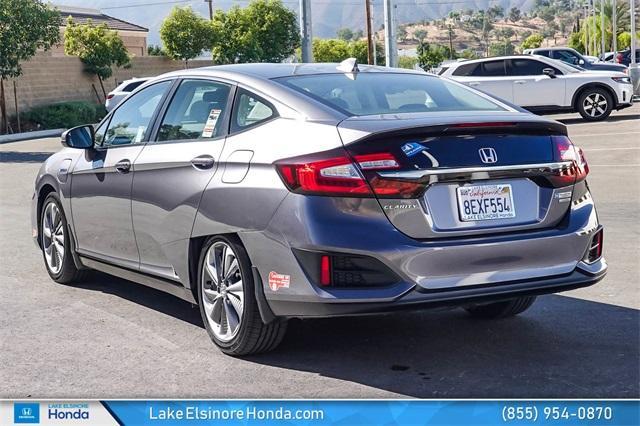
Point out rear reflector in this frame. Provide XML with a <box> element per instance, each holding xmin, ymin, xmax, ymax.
<box><xmin>584</xmin><ymin>228</ymin><xmax>604</xmax><ymax>263</ymax></box>
<box><xmin>320</xmin><ymin>255</ymin><xmax>331</xmax><ymax>286</ymax></box>
<box><xmin>106</xmin><ymin>94</ymin><xmax>115</xmax><ymax>100</ymax></box>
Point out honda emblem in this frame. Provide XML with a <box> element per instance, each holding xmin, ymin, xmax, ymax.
<box><xmin>479</xmin><ymin>147</ymin><xmax>498</xmax><ymax>164</ymax></box>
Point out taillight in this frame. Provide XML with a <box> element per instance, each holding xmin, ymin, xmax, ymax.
<box><xmin>275</xmin><ymin>149</ymin><xmax>423</xmax><ymax>198</ymax></box>
<box><xmin>106</xmin><ymin>94</ymin><xmax>115</xmax><ymax>100</ymax></box>
<box><xmin>616</xmin><ymin>53</ymin><xmax>624</xmax><ymax>63</ymax></box>
<box><xmin>550</xmin><ymin>135</ymin><xmax>589</xmax><ymax>187</ymax></box>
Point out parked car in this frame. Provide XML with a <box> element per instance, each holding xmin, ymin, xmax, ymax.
<box><xmin>599</xmin><ymin>51</ymin><xmax>616</xmax><ymax>63</ymax></box>
<box><xmin>524</xmin><ymin>47</ymin><xmax>628</xmax><ymax>73</ymax></box>
<box><xmin>442</xmin><ymin>55</ymin><xmax>633</xmax><ymax>120</ymax></box>
<box><xmin>615</xmin><ymin>48</ymin><xmax>640</xmax><ymax>67</ymax></box>
<box><xmin>32</xmin><ymin>62</ymin><xmax>606</xmax><ymax>356</ymax></box>
<box><xmin>105</xmin><ymin>77</ymin><xmax>149</xmax><ymax>112</ymax></box>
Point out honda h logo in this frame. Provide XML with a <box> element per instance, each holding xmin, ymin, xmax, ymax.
<box><xmin>479</xmin><ymin>147</ymin><xmax>498</xmax><ymax>164</ymax></box>
<box><xmin>22</xmin><ymin>408</ymin><xmax>32</xmax><ymax>416</ymax></box>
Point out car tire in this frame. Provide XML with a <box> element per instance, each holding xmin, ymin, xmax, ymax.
<box><xmin>40</xmin><ymin>193</ymin><xmax>85</xmax><ymax>284</ymax></box>
<box><xmin>464</xmin><ymin>296</ymin><xmax>537</xmax><ymax>319</ymax></box>
<box><xmin>197</xmin><ymin>235</ymin><xmax>287</xmax><ymax>356</ymax></box>
<box><xmin>577</xmin><ymin>87</ymin><xmax>613</xmax><ymax>121</ymax></box>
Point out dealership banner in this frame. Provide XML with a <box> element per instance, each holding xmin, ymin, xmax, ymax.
<box><xmin>2</xmin><ymin>400</ymin><xmax>639</xmax><ymax>425</ymax></box>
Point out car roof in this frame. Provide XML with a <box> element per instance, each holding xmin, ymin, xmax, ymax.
<box><xmin>446</xmin><ymin>55</ymin><xmax>551</xmax><ymax>67</ymax></box>
<box><xmin>161</xmin><ymin>62</ymin><xmax>424</xmax><ymax>81</ymax></box>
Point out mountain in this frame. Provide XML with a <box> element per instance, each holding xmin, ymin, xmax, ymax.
<box><xmin>52</xmin><ymin>0</ymin><xmax>536</xmax><ymax>46</ymax></box>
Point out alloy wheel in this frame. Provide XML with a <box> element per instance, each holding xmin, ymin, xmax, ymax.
<box><xmin>201</xmin><ymin>241</ymin><xmax>245</xmax><ymax>342</ymax></box>
<box><xmin>42</xmin><ymin>202</ymin><xmax>65</xmax><ymax>275</ymax></box>
<box><xmin>582</xmin><ymin>93</ymin><xmax>608</xmax><ymax>118</ymax></box>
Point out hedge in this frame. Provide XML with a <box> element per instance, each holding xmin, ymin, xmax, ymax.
<box><xmin>21</xmin><ymin>101</ymin><xmax>107</xmax><ymax>130</ymax></box>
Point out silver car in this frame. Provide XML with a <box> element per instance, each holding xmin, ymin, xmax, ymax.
<box><xmin>31</xmin><ymin>62</ymin><xmax>607</xmax><ymax>356</ymax></box>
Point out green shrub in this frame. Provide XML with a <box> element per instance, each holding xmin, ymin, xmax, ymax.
<box><xmin>21</xmin><ymin>101</ymin><xmax>106</xmax><ymax>129</ymax></box>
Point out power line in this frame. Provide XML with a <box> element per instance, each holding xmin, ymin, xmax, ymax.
<box><xmin>102</xmin><ymin>0</ymin><xmax>194</xmax><ymax>10</ymax></box>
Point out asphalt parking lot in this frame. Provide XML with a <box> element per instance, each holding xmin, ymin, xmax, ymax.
<box><xmin>1</xmin><ymin>105</ymin><xmax>638</xmax><ymax>399</ymax></box>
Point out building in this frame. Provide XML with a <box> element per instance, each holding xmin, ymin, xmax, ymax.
<box><xmin>51</xmin><ymin>6</ymin><xmax>148</xmax><ymax>57</ymax></box>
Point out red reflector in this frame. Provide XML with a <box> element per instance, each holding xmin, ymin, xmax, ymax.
<box><xmin>320</xmin><ymin>255</ymin><xmax>331</xmax><ymax>286</ymax></box>
<box><xmin>106</xmin><ymin>94</ymin><xmax>114</xmax><ymax>100</ymax></box>
<box><xmin>451</xmin><ymin>122</ymin><xmax>516</xmax><ymax>128</ymax></box>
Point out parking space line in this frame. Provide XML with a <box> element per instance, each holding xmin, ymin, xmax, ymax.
<box><xmin>570</xmin><ymin>132</ymin><xmax>640</xmax><ymax>137</ymax></box>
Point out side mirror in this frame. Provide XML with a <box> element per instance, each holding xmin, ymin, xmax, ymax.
<box><xmin>542</xmin><ymin>68</ymin><xmax>556</xmax><ymax>78</ymax></box>
<box><xmin>61</xmin><ymin>125</ymin><xmax>94</xmax><ymax>149</ymax></box>
<box><xmin>578</xmin><ymin>59</ymin><xmax>585</xmax><ymax>65</ymax></box>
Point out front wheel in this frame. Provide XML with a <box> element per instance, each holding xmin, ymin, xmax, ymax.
<box><xmin>464</xmin><ymin>296</ymin><xmax>537</xmax><ymax>319</ymax></box>
<box><xmin>40</xmin><ymin>194</ymin><xmax>84</xmax><ymax>283</ymax></box>
<box><xmin>197</xmin><ymin>235</ymin><xmax>287</xmax><ymax>356</ymax></box>
<box><xmin>577</xmin><ymin>88</ymin><xmax>613</xmax><ymax>121</ymax></box>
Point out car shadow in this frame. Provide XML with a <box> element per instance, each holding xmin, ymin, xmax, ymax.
<box><xmin>0</xmin><ymin>151</ymin><xmax>53</xmax><ymax>163</ymax></box>
<box><xmin>72</xmin><ymin>271</ymin><xmax>639</xmax><ymax>398</ymax></box>
<box><xmin>557</xmin><ymin>114</ymin><xmax>640</xmax><ymax>125</ymax></box>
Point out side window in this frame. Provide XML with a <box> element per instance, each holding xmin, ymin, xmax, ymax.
<box><xmin>510</xmin><ymin>58</ymin><xmax>556</xmax><ymax>76</ymax></box>
<box><xmin>231</xmin><ymin>89</ymin><xmax>276</xmax><ymax>133</ymax></box>
<box><xmin>536</xmin><ymin>50</ymin><xmax>551</xmax><ymax>58</ymax></box>
<box><xmin>472</xmin><ymin>60</ymin><xmax>505</xmax><ymax>77</ymax></box>
<box><xmin>103</xmin><ymin>81</ymin><xmax>171</xmax><ymax>147</ymax></box>
<box><xmin>452</xmin><ymin>63</ymin><xmax>479</xmax><ymax>76</ymax></box>
<box><xmin>554</xmin><ymin>50</ymin><xmax>580</xmax><ymax>65</ymax></box>
<box><xmin>157</xmin><ymin>79</ymin><xmax>231</xmax><ymax>142</ymax></box>
<box><xmin>93</xmin><ymin>119</ymin><xmax>108</xmax><ymax>146</ymax></box>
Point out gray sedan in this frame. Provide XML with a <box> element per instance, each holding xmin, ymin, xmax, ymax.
<box><xmin>31</xmin><ymin>62</ymin><xmax>606</xmax><ymax>355</ymax></box>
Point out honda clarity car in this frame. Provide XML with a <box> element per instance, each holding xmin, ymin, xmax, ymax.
<box><xmin>32</xmin><ymin>61</ymin><xmax>606</xmax><ymax>356</ymax></box>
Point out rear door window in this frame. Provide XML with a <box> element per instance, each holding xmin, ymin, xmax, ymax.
<box><xmin>452</xmin><ymin>63</ymin><xmax>479</xmax><ymax>76</ymax></box>
<box><xmin>156</xmin><ymin>79</ymin><xmax>231</xmax><ymax>142</ymax></box>
<box><xmin>123</xmin><ymin>80</ymin><xmax>145</xmax><ymax>92</ymax></box>
<box><xmin>473</xmin><ymin>60</ymin><xmax>506</xmax><ymax>77</ymax></box>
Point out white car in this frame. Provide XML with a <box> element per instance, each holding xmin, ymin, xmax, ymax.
<box><xmin>442</xmin><ymin>55</ymin><xmax>634</xmax><ymax>121</ymax></box>
<box><xmin>105</xmin><ymin>77</ymin><xmax>150</xmax><ymax>112</ymax></box>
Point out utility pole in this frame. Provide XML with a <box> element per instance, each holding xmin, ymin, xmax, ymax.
<box><xmin>612</xmin><ymin>0</ymin><xmax>617</xmax><ymax>55</ymax></box>
<box><xmin>630</xmin><ymin>0</ymin><xmax>639</xmax><ymax>97</ymax></box>
<box><xmin>299</xmin><ymin>0</ymin><xmax>313</xmax><ymax>63</ymax></box>
<box><xmin>600</xmin><ymin>0</ymin><xmax>605</xmax><ymax>56</ymax></box>
<box><xmin>365</xmin><ymin>0</ymin><xmax>374</xmax><ymax>64</ymax></box>
<box><xmin>204</xmin><ymin>0</ymin><xmax>213</xmax><ymax>20</ymax></box>
<box><xmin>383</xmin><ymin>0</ymin><xmax>397</xmax><ymax>67</ymax></box>
<box><xmin>592</xmin><ymin>0</ymin><xmax>597</xmax><ymax>56</ymax></box>
<box><xmin>371</xmin><ymin>7</ymin><xmax>378</xmax><ymax>65</ymax></box>
<box><xmin>447</xmin><ymin>23</ymin><xmax>454</xmax><ymax>59</ymax></box>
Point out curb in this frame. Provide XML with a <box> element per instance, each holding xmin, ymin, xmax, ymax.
<box><xmin>0</xmin><ymin>128</ymin><xmax>65</xmax><ymax>144</ymax></box>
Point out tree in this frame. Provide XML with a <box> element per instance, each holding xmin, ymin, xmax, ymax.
<box><xmin>211</xmin><ymin>0</ymin><xmax>299</xmax><ymax>64</ymax></box>
<box><xmin>0</xmin><ymin>0</ymin><xmax>60</xmax><ymax>133</ymax></box>
<box><xmin>508</xmin><ymin>7</ymin><xmax>521</xmax><ymax>23</ymax></box>
<box><xmin>147</xmin><ymin>45</ymin><xmax>166</xmax><ymax>56</ymax></box>
<box><xmin>64</xmin><ymin>18</ymin><xmax>130</xmax><ymax>100</ymax></box>
<box><xmin>417</xmin><ymin>41</ymin><xmax>448</xmax><ymax>70</ymax></box>
<box><xmin>413</xmin><ymin>29</ymin><xmax>428</xmax><ymax>42</ymax></box>
<box><xmin>567</xmin><ymin>32</ymin><xmax>585</xmax><ymax>53</ymax></box>
<box><xmin>490</xmin><ymin>41</ymin><xmax>515</xmax><ymax>56</ymax></box>
<box><xmin>312</xmin><ymin>39</ymin><xmax>384</xmax><ymax>65</ymax></box>
<box><xmin>336</xmin><ymin>28</ymin><xmax>354</xmax><ymax>41</ymax></box>
<box><xmin>160</xmin><ymin>7</ymin><xmax>212</xmax><ymax>67</ymax></box>
<box><xmin>521</xmin><ymin>33</ymin><xmax>544</xmax><ymax>49</ymax></box>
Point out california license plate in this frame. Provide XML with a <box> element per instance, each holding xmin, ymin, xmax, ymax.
<box><xmin>456</xmin><ymin>184</ymin><xmax>516</xmax><ymax>221</ymax></box>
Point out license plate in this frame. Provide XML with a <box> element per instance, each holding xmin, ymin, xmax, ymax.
<box><xmin>456</xmin><ymin>184</ymin><xmax>516</xmax><ymax>221</ymax></box>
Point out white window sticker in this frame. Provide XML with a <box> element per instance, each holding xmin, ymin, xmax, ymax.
<box><xmin>134</xmin><ymin>126</ymin><xmax>146</xmax><ymax>143</ymax></box>
<box><xmin>202</xmin><ymin>109</ymin><xmax>222</xmax><ymax>138</ymax></box>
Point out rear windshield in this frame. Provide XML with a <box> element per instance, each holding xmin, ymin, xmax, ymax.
<box><xmin>274</xmin><ymin>73</ymin><xmax>506</xmax><ymax>116</ymax></box>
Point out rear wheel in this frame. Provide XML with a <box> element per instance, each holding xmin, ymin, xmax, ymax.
<box><xmin>577</xmin><ymin>88</ymin><xmax>613</xmax><ymax>121</ymax></box>
<box><xmin>465</xmin><ymin>296</ymin><xmax>536</xmax><ymax>319</ymax></box>
<box><xmin>40</xmin><ymin>194</ymin><xmax>84</xmax><ymax>283</ymax></box>
<box><xmin>197</xmin><ymin>235</ymin><xmax>287</xmax><ymax>356</ymax></box>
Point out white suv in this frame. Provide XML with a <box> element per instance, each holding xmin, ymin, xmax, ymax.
<box><xmin>105</xmin><ymin>77</ymin><xmax>150</xmax><ymax>112</ymax></box>
<box><xmin>441</xmin><ymin>55</ymin><xmax>633</xmax><ymax>121</ymax></box>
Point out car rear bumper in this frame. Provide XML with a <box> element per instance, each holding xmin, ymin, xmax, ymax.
<box><xmin>266</xmin><ymin>261</ymin><xmax>606</xmax><ymax>318</ymax></box>
<box><xmin>242</xmin><ymin>187</ymin><xmax>606</xmax><ymax>319</ymax></box>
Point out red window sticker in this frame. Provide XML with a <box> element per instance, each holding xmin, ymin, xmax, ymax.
<box><xmin>268</xmin><ymin>271</ymin><xmax>290</xmax><ymax>291</ymax></box>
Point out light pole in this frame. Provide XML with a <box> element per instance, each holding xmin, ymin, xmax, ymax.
<box><xmin>600</xmin><ymin>0</ymin><xmax>605</xmax><ymax>56</ymax></box>
<box><xmin>299</xmin><ymin>0</ymin><xmax>313</xmax><ymax>63</ymax></box>
<box><xmin>613</xmin><ymin>0</ymin><xmax>617</xmax><ymax>55</ymax></box>
<box><xmin>630</xmin><ymin>0</ymin><xmax>639</xmax><ymax>97</ymax></box>
<box><xmin>383</xmin><ymin>0</ymin><xmax>398</xmax><ymax>67</ymax></box>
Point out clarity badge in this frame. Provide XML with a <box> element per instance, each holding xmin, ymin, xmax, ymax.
<box><xmin>401</xmin><ymin>142</ymin><xmax>426</xmax><ymax>157</ymax></box>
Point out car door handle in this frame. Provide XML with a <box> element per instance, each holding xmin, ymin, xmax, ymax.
<box><xmin>115</xmin><ymin>159</ymin><xmax>131</xmax><ymax>173</ymax></box>
<box><xmin>191</xmin><ymin>155</ymin><xmax>215</xmax><ymax>170</ymax></box>
<box><xmin>514</xmin><ymin>80</ymin><xmax>527</xmax><ymax>84</ymax></box>
<box><xmin>468</xmin><ymin>82</ymin><xmax>481</xmax><ymax>86</ymax></box>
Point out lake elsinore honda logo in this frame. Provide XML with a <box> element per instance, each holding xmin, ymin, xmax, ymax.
<box><xmin>14</xmin><ymin>403</ymin><xmax>40</xmax><ymax>423</ymax></box>
<box><xmin>47</xmin><ymin>403</ymin><xmax>90</xmax><ymax>421</ymax></box>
